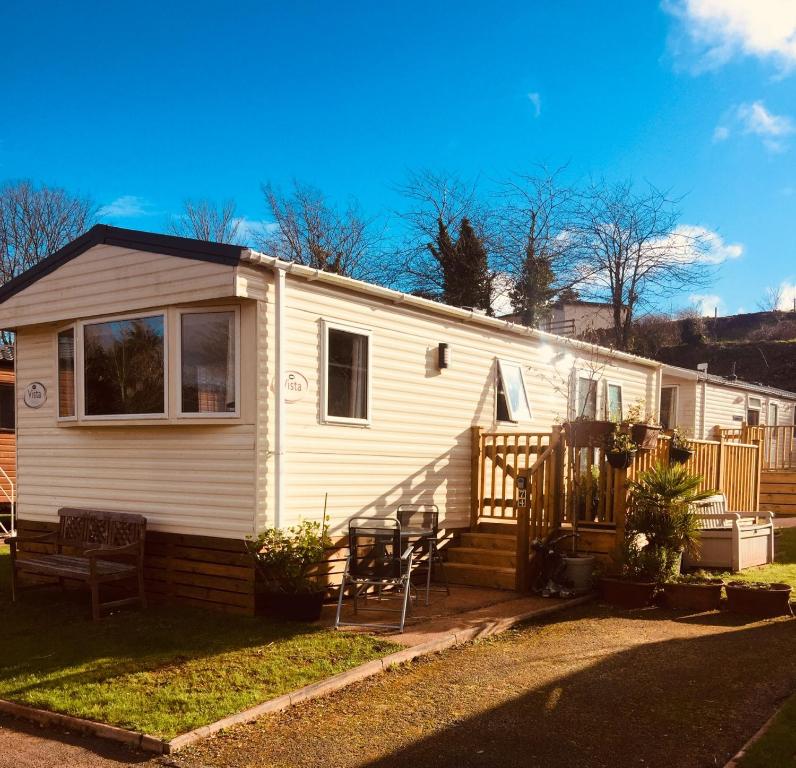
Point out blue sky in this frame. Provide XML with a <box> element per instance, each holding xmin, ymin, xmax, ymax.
<box><xmin>2</xmin><ymin>1</ymin><xmax>795</xmax><ymax>315</ymax></box>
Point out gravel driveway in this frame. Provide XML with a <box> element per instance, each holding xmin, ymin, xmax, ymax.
<box><xmin>1</xmin><ymin>604</ymin><xmax>794</xmax><ymax>768</ymax></box>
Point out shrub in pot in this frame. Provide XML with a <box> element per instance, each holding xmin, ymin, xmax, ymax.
<box><xmin>625</xmin><ymin>400</ymin><xmax>662</xmax><ymax>451</ymax></box>
<box><xmin>663</xmin><ymin>572</ymin><xmax>724</xmax><ymax>612</ymax></box>
<box><xmin>669</xmin><ymin>427</ymin><xmax>694</xmax><ymax>465</ymax></box>
<box><xmin>247</xmin><ymin>519</ymin><xmax>331</xmax><ymax>621</ymax></box>
<box><xmin>601</xmin><ymin>462</ymin><xmax>714</xmax><ymax>609</ymax></box>
<box><xmin>725</xmin><ymin>581</ymin><xmax>793</xmax><ymax>618</ymax></box>
<box><xmin>606</xmin><ymin>427</ymin><xmax>637</xmax><ymax>470</ymax></box>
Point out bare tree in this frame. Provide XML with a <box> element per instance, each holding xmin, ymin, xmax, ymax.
<box><xmin>496</xmin><ymin>167</ymin><xmax>579</xmax><ymax>325</ymax></box>
<box><xmin>757</xmin><ymin>285</ymin><xmax>784</xmax><ymax>313</ymax></box>
<box><xmin>258</xmin><ymin>181</ymin><xmax>383</xmax><ymax>280</ymax></box>
<box><xmin>169</xmin><ymin>199</ymin><xmax>243</xmax><ymax>244</ymax></box>
<box><xmin>395</xmin><ymin>169</ymin><xmax>494</xmax><ymax>301</ymax></box>
<box><xmin>0</xmin><ymin>180</ymin><xmax>96</xmax><ymax>286</ymax></box>
<box><xmin>571</xmin><ymin>180</ymin><xmax>712</xmax><ymax>350</ymax></box>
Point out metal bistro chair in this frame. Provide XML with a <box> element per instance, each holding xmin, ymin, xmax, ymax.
<box><xmin>396</xmin><ymin>504</ymin><xmax>449</xmax><ymax>606</ymax></box>
<box><xmin>335</xmin><ymin>517</ymin><xmax>415</xmax><ymax>633</ymax></box>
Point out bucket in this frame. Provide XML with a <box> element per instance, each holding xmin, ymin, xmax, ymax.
<box><xmin>562</xmin><ymin>554</ymin><xmax>596</xmax><ymax>595</ymax></box>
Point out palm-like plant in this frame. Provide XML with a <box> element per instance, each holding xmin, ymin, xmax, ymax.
<box><xmin>622</xmin><ymin>463</ymin><xmax>714</xmax><ymax>582</ymax></box>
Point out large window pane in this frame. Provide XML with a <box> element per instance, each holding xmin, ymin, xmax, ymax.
<box><xmin>58</xmin><ymin>328</ymin><xmax>76</xmax><ymax>418</ymax></box>
<box><xmin>576</xmin><ymin>376</ymin><xmax>597</xmax><ymax>420</ymax></box>
<box><xmin>327</xmin><ymin>328</ymin><xmax>369</xmax><ymax>420</ymax></box>
<box><xmin>181</xmin><ymin>311</ymin><xmax>236</xmax><ymax>414</ymax></box>
<box><xmin>659</xmin><ymin>386</ymin><xmax>677</xmax><ymax>429</ymax></box>
<box><xmin>84</xmin><ymin>315</ymin><xmax>165</xmax><ymax>416</ymax></box>
<box><xmin>607</xmin><ymin>384</ymin><xmax>623</xmax><ymax>423</ymax></box>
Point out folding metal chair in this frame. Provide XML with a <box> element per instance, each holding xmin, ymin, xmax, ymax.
<box><xmin>396</xmin><ymin>503</ymin><xmax>450</xmax><ymax>606</ymax></box>
<box><xmin>334</xmin><ymin>517</ymin><xmax>415</xmax><ymax>633</ymax></box>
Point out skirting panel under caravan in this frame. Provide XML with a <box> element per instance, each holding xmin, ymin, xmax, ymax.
<box><xmin>13</xmin><ymin>520</ymin><xmax>257</xmax><ymax>615</ymax></box>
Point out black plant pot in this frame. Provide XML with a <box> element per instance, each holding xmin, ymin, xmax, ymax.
<box><xmin>607</xmin><ymin>449</ymin><xmax>637</xmax><ymax>470</ymax></box>
<box><xmin>669</xmin><ymin>446</ymin><xmax>694</xmax><ymax>465</ymax></box>
<box><xmin>256</xmin><ymin>590</ymin><xmax>326</xmax><ymax>621</ymax></box>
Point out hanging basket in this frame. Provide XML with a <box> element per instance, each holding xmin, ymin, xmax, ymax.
<box><xmin>669</xmin><ymin>446</ymin><xmax>694</xmax><ymax>465</ymax></box>
<box><xmin>564</xmin><ymin>420</ymin><xmax>615</xmax><ymax>448</ymax></box>
<box><xmin>607</xmin><ymin>449</ymin><xmax>637</xmax><ymax>470</ymax></box>
<box><xmin>630</xmin><ymin>424</ymin><xmax>662</xmax><ymax>451</ymax></box>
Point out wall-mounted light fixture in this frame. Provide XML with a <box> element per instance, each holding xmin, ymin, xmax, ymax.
<box><xmin>438</xmin><ymin>342</ymin><xmax>450</xmax><ymax>370</ymax></box>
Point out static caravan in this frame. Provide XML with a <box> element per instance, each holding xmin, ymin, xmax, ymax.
<box><xmin>0</xmin><ymin>226</ymin><xmax>661</xmax><ymax>612</ymax></box>
<box><xmin>660</xmin><ymin>364</ymin><xmax>796</xmax><ymax>439</ymax></box>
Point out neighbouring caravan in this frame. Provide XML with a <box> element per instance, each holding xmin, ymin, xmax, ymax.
<box><xmin>0</xmin><ymin>226</ymin><xmax>709</xmax><ymax>610</ymax></box>
<box><xmin>660</xmin><ymin>364</ymin><xmax>796</xmax><ymax>440</ymax></box>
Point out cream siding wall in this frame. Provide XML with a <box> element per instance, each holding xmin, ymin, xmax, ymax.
<box><xmin>252</xmin><ymin>273</ymin><xmax>657</xmax><ymax>535</ymax></box>
<box><xmin>0</xmin><ymin>245</ymin><xmax>236</xmax><ymax>328</ymax></box>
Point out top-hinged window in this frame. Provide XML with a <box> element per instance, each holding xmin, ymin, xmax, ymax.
<box><xmin>179</xmin><ymin>308</ymin><xmax>239</xmax><ymax>417</ymax></box>
<box><xmin>496</xmin><ymin>359</ymin><xmax>531</xmax><ymax>423</ymax></box>
<box><xmin>83</xmin><ymin>313</ymin><xmax>166</xmax><ymax>418</ymax></box>
<box><xmin>323</xmin><ymin>321</ymin><xmax>371</xmax><ymax>424</ymax></box>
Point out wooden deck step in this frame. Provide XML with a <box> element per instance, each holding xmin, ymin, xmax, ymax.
<box><xmin>447</xmin><ymin>547</ymin><xmax>517</xmax><ymax>568</ymax></box>
<box><xmin>458</xmin><ymin>532</ymin><xmax>515</xmax><ymax>551</ymax></box>
<box><xmin>445</xmin><ymin>562</ymin><xmax>516</xmax><ymax>590</ymax></box>
<box><xmin>477</xmin><ymin>520</ymin><xmax>518</xmax><ymax>535</ymax></box>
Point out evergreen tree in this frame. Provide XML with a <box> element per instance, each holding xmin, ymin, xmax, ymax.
<box><xmin>428</xmin><ymin>217</ymin><xmax>492</xmax><ymax>314</ymax></box>
<box><xmin>509</xmin><ymin>236</ymin><xmax>555</xmax><ymax>326</ymax></box>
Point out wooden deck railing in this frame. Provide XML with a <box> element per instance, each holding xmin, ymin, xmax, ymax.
<box><xmin>723</xmin><ymin>425</ymin><xmax>796</xmax><ymax>471</ymax></box>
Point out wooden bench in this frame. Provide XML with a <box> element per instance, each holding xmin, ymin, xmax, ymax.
<box><xmin>683</xmin><ymin>494</ymin><xmax>775</xmax><ymax>572</ymax></box>
<box><xmin>9</xmin><ymin>508</ymin><xmax>147</xmax><ymax>620</ymax></box>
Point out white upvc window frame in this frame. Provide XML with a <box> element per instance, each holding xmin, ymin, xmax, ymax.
<box><xmin>659</xmin><ymin>384</ymin><xmax>679</xmax><ymax>430</ymax></box>
<box><xmin>747</xmin><ymin>395</ymin><xmax>762</xmax><ymax>425</ymax></box>
<box><xmin>495</xmin><ymin>358</ymin><xmax>532</xmax><ymax>424</ymax></box>
<box><xmin>176</xmin><ymin>306</ymin><xmax>241</xmax><ymax>419</ymax></box>
<box><xmin>768</xmin><ymin>400</ymin><xmax>779</xmax><ymax>426</ymax></box>
<box><xmin>56</xmin><ymin>323</ymin><xmax>78</xmax><ymax>422</ymax></box>
<box><xmin>79</xmin><ymin>309</ymin><xmax>169</xmax><ymax>421</ymax></box>
<box><xmin>321</xmin><ymin>319</ymin><xmax>372</xmax><ymax>427</ymax></box>
<box><xmin>572</xmin><ymin>369</ymin><xmax>600</xmax><ymax>421</ymax></box>
<box><xmin>605</xmin><ymin>381</ymin><xmax>624</xmax><ymax>423</ymax></box>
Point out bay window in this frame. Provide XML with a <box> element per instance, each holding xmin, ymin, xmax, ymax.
<box><xmin>83</xmin><ymin>314</ymin><xmax>165</xmax><ymax>417</ymax></box>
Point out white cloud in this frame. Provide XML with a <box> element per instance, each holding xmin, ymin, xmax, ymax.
<box><xmin>664</xmin><ymin>0</ymin><xmax>796</xmax><ymax>72</ymax></box>
<box><xmin>775</xmin><ymin>280</ymin><xmax>796</xmax><ymax>310</ymax></box>
<box><xmin>712</xmin><ymin>101</ymin><xmax>794</xmax><ymax>151</ymax></box>
<box><xmin>712</xmin><ymin>125</ymin><xmax>730</xmax><ymax>142</ymax></box>
<box><xmin>98</xmin><ymin>195</ymin><xmax>151</xmax><ymax>218</ymax></box>
<box><xmin>689</xmin><ymin>292</ymin><xmax>722</xmax><ymax>316</ymax></box>
<box><xmin>658</xmin><ymin>224</ymin><xmax>744</xmax><ymax>265</ymax></box>
<box><xmin>527</xmin><ymin>92</ymin><xmax>541</xmax><ymax>118</ymax></box>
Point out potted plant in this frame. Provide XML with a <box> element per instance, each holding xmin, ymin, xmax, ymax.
<box><xmin>563</xmin><ymin>415</ymin><xmax>615</xmax><ymax>449</ymax></box>
<box><xmin>663</xmin><ymin>572</ymin><xmax>724</xmax><ymax>612</ymax></box>
<box><xmin>725</xmin><ymin>581</ymin><xmax>793</xmax><ymax>618</ymax></box>
<box><xmin>606</xmin><ymin>426</ymin><xmax>637</xmax><ymax>470</ymax></box>
<box><xmin>669</xmin><ymin>427</ymin><xmax>694</xmax><ymax>465</ymax></box>
<box><xmin>600</xmin><ymin>462</ymin><xmax>713</xmax><ymax>609</ymax></box>
<box><xmin>246</xmin><ymin>518</ymin><xmax>331</xmax><ymax>621</ymax></box>
<box><xmin>625</xmin><ymin>400</ymin><xmax>662</xmax><ymax>451</ymax></box>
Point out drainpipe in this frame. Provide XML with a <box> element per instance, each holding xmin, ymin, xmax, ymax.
<box><xmin>274</xmin><ymin>267</ymin><xmax>286</xmax><ymax>529</ymax></box>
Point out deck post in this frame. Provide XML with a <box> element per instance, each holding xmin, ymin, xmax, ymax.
<box><xmin>470</xmin><ymin>425</ymin><xmax>483</xmax><ymax>530</ymax></box>
<box><xmin>717</xmin><ymin>435</ymin><xmax>726</xmax><ymax>492</ymax></box>
<box><xmin>515</xmin><ymin>469</ymin><xmax>530</xmax><ymax>592</ymax></box>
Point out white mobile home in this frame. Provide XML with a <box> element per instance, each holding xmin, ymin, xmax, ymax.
<box><xmin>0</xmin><ymin>226</ymin><xmax>663</xmax><ymax>610</ymax></box>
<box><xmin>660</xmin><ymin>364</ymin><xmax>796</xmax><ymax>439</ymax></box>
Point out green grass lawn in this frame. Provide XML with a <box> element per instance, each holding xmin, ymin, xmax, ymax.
<box><xmin>717</xmin><ymin>527</ymin><xmax>796</xmax><ymax>588</ymax></box>
<box><xmin>0</xmin><ymin>546</ymin><xmax>396</xmax><ymax>739</ymax></box>
<box><xmin>739</xmin><ymin>694</ymin><xmax>796</xmax><ymax>768</ymax></box>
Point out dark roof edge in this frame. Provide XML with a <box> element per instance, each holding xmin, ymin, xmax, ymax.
<box><xmin>0</xmin><ymin>225</ymin><xmax>245</xmax><ymax>305</ymax></box>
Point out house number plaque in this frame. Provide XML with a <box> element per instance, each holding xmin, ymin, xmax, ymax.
<box><xmin>24</xmin><ymin>381</ymin><xmax>47</xmax><ymax>409</ymax></box>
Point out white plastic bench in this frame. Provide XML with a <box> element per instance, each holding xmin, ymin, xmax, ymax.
<box><xmin>683</xmin><ymin>494</ymin><xmax>775</xmax><ymax>573</ymax></box>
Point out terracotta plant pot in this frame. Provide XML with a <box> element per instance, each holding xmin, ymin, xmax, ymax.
<box><xmin>663</xmin><ymin>580</ymin><xmax>723</xmax><ymax>612</ymax></box>
<box><xmin>256</xmin><ymin>590</ymin><xmax>326</xmax><ymax>621</ymax></box>
<box><xmin>607</xmin><ymin>449</ymin><xmax>637</xmax><ymax>470</ymax></box>
<box><xmin>599</xmin><ymin>577</ymin><xmax>656</xmax><ymax>609</ymax></box>
<box><xmin>564</xmin><ymin>420</ymin><xmax>615</xmax><ymax>448</ymax></box>
<box><xmin>630</xmin><ymin>424</ymin><xmax>662</xmax><ymax>451</ymax></box>
<box><xmin>725</xmin><ymin>582</ymin><xmax>793</xmax><ymax>618</ymax></box>
<box><xmin>669</xmin><ymin>446</ymin><xmax>694</xmax><ymax>465</ymax></box>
